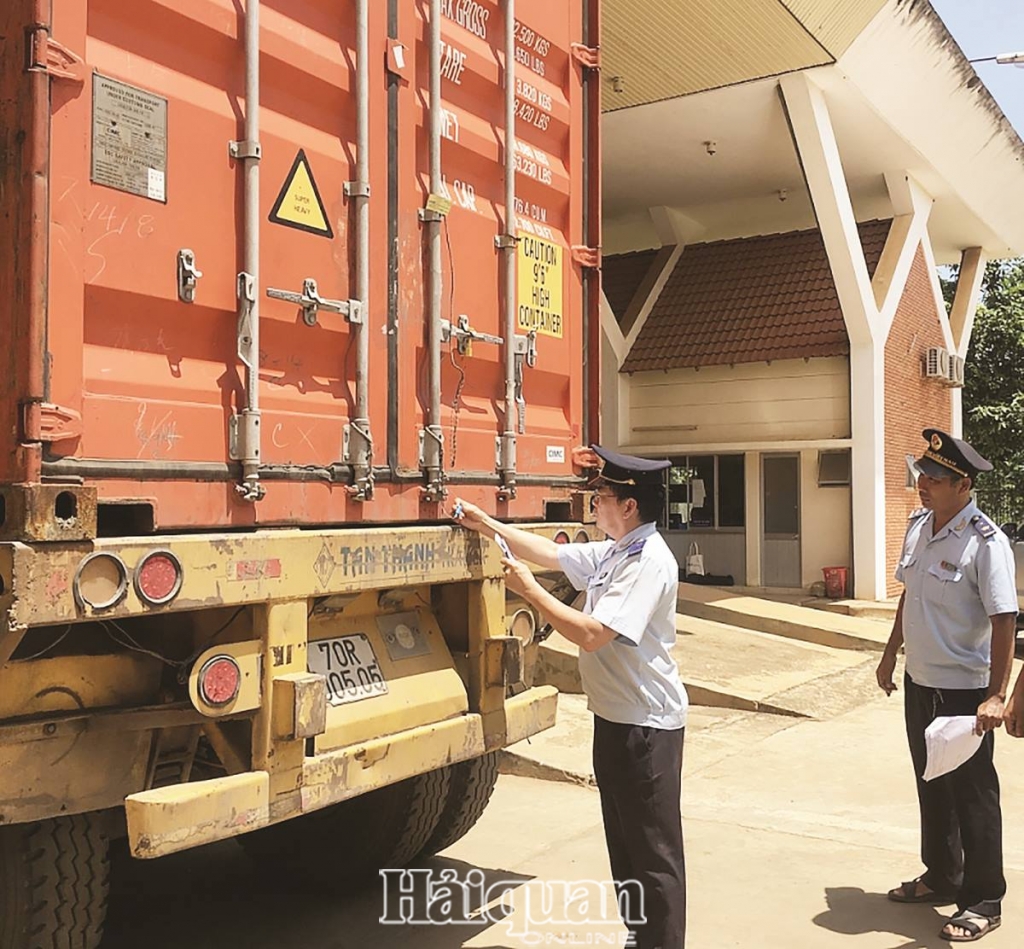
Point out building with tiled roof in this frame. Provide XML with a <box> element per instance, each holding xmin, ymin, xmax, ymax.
<box><xmin>600</xmin><ymin>0</ymin><xmax>1024</xmax><ymax>599</ymax></box>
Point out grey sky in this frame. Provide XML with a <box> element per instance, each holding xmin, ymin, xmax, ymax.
<box><xmin>931</xmin><ymin>0</ymin><xmax>1024</xmax><ymax>134</ymax></box>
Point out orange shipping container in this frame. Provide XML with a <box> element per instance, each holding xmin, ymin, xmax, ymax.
<box><xmin>0</xmin><ymin>0</ymin><xmax>601</xmax><ymax>537</ymax></box>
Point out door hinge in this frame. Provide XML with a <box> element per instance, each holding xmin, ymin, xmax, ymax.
<box><xmin>22</xmin><ymin>402</ymin><xmax>83</xmax><ymax>443</ymax></box>
<box><xmin>571</xmin><ymin>245</ymin><xmax>601</xmax><ymax>269</ymax></box>
<box><xmin>26</xmin><ymin>27</ymin><xmax>84</xmax><ymax>82</ymax></box>
<box><xmin>570</xmin><ymin>44</ymin><xmax>601</xmax><ymax>71</ymax></box>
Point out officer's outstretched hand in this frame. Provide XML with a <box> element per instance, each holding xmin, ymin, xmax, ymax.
<box><xmin>1005</xmin><ymin>694</ymin><xmax>1024</xmax><ymax>738</ymax></box>
<box><xmin>501</xmin><ymin>558</ymin><xmax>536</xmax><ymax>597</ymax></box>
<box><xmin>975</xmin><ymin>696</ymin><xmax>1006</xmax><ymax>735</ymax></box>
<box><xmin>451</xmin><ymin>497</ymin><xmax>488</xmax><ymax>534</ymax></box>
<box><xmin>875</xmin><ymin>650</ymin><xmax>897</xmax><ymax>696</ymax></box>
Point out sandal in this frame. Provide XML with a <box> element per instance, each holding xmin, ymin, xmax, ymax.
<box><xmin>941</xmin><ymin>909</ymin><xmax>1001</xmax><ymax>942</ymax></box>
<box><xmin>888</xmin><ymin>877</ymin><xmax>957</xmax><ymax>904</ymax></box>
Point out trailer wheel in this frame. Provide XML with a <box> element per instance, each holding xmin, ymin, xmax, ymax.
<box><xmin>419</xmin><ymin>752</ymin><xmax>500</xmax><ymax>857</ymax></box>
<box><xmin>0</xmin><ymin>815</ymin><xmax>110</xmax><ymax>949</ymax></box>
<box><xmin>241</xmin><ymin>766</ymin><xmax>451</xmax><ymax>887</ymax></box>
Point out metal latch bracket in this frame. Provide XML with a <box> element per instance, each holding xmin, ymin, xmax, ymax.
<box><xmin>571</xmin><ymin>245</ymin><xmax>601</xmax><ymax>269</ymax></box>
<box><xmin>229</xmin><ymin>140</ymin><xmax>263</xmax><ymax>161</ymax></box>
<box><xmin>570</xmin><ymin>43</ymin><xmax>601</xmax><ymax>71</ymax></box>
<box><xmin>26</xmin><ymin>28</ymin><xmax>83</xmax><ymax>81</ymax></box>
<box><xmin>177</xmin><ymin>249</ymin><xmax>203</xmax><ymax>304</ymax></box>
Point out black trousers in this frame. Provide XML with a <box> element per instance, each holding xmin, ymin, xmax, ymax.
<box><xmin>904</xmin><ymin>674</ymin><xmax>1005</xmax><ymax>916</ymax></box>
<box><xmin>592</xmin><ymin>716</ymin><xmax>686</xmax><ymax>949</ymax></box>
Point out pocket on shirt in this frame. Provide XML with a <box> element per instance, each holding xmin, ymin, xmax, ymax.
<box><xmin>926</xmin><ymin>561</ymin><xmax>963</xmax><ymax>604</ymax></box>
<box><xmin>897</xmin><ymin>553</ymin><xmax>916</xmax><ymax>580</ymax></box>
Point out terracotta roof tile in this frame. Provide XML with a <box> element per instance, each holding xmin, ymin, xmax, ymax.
<box><xmin>602</xmin><ymin>249</ymin><xmax>659</xmax><ymax>323</ymax></box>
<box><xmin>621</xmin><ymin>220</ymin><xmax>892</xmax><ymax>373</ymax></box>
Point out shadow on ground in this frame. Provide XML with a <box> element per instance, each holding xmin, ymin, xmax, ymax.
<box><xmin>101</xmin><ymin>839</ymin><xmax>533</xmax><ymax>949</ymax></box>
<box><xmin>813</xmin><ymin>886</ymin><xmax>953</xmax><ymax>949</ymax></box>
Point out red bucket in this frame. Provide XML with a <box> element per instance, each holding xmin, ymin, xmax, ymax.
<box><xmin>822</xmin><ymin>566</ymin><xmax>848</xmax><ymax>600</ymax></box>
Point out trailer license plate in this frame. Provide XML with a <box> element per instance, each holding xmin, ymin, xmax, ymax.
<box><xmin>308</xmin><ymin>634</ymin><xmax>388</xmax><ymax>706</ymax></box>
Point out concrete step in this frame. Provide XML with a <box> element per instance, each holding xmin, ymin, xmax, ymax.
<box><xmin>675</xmin><ymin>614</ymin><xmax>876</xmax><ymax>717</ymax></box>
<box><xmin>499</xmin><ymin>694</ymin><xmax>799</xmax><ymax>787</ymax></box>
<box><xmin>678</xmin><ymin>583</ymin><xmax>890</xmax><ymax>652</ymax></box>
<box><xmin>531</xmin><ymin>615</ymin><xmax>880</xmax><ymax>720</ymax></box>
<box><xmin>802</xmin><ymin>597</ymin><xmax>899</xmax><ymax>622</ymax></box>
<box><xmin>501</xmin><ymin>643</ymin><xmax>883</xmax><ymax>787</ymax></box>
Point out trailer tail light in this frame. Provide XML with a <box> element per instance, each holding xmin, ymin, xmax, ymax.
<box><xmin>73</xmin><ymin>553</ymin><xmax>128</xmax><ymax>611</ymax></box>
<box><xmin>574</xmin><ymin>529</ymin><xmax>590</xmax><ymax>543</ymax></box>
<box><xmin>554</xmin><ymin>531</ymin><xmax>570</xmax><ymax>544</ymax></box>
<box><xmin>198</xmin><ymin>655</ymin><xmax>241</xmax><ymax>707</ymax></box>
<box><xmin>134</xmin><ymin>550</ymin><xmax>183</xmax><ymax>606</ymax></box>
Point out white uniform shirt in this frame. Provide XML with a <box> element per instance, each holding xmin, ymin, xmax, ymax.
<box><xmin>896</xmin><ymin>500</ymin><xmax>1017</xmax><ymax>690</ymax></box>
<box><xmin>557</xmin><ymin>522</ymin><xmax>688</xmax><ymax>729</ymax></box>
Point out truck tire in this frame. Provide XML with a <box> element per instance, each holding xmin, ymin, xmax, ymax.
<box><xmin>0</xmin><ymin>815</ymin><xmax>110</xmax><ymax>949</ymax></box>
<box><xmin>241</xmin><ymin>766</ymin><xmax>451</xmax><ymax>887</ymax></box>
<box><xmin>420</xmin><ymin>752</ymin><xmax>500</xmax><ymax>857</ymax></box>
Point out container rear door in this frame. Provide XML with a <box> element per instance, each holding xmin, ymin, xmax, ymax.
<box><xmin>47</xmin><ymin>1</ymin><xmax>384</xmax><ymax>476</ymax></box>
<box><xmin>395</xmin><ymin>0</ymin><xmax>585</xmax><ymax>484</ymax></box>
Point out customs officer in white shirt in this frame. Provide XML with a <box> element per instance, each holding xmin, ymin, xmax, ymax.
<box><xmin>877</xmin><ymin>429</ymin><xmax>1016</xmax><ymax>943</ymax></box>
<box><xmin>453</xmin><ymin>445</ymin><xmax>687</xmax><ymax>949</ymax></box>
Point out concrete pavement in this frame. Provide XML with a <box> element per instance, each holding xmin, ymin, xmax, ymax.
<box><xmin>99</xmin><ymin>655</ymin><xmax>1024</xmax><ymax>948</ymax></box>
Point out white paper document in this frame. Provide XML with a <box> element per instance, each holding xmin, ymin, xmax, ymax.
<box><xmin>923</xmin><ymin>716</ymin><xmax>983</xmax><ymax>782</ymax></box>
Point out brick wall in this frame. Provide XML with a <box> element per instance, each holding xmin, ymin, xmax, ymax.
<box><xmin>883</xmin><ymin>245</ymin><xmax>952</xmax><ymax>596</ymax></box>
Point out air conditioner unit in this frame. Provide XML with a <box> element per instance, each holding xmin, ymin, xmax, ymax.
<box><xmin>947</xmin><ymin>354</ymin><xmax>965</xmax><ymax>387</ymax></box>
<box><xmin>925</xmin><ymin>346</ymin><xmax>950</xmax><ymax>380</ymax></box>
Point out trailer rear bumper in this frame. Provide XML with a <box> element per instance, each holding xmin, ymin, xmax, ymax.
<box><xmin>126</xmin><ymin>684</ymin><xmax>558</xmax><ymax>859</ymax></box>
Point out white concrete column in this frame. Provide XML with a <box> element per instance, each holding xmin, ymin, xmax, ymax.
<box><xmin>600</xmin><ymin>293</ymin><xmax>626</xmax><ymax>449</ymax></box>
<box><xmin>849</xmin><ymin>343</ymin><xmax>888</xmax><ymax>597</ymax></box>
<box><xmin>780</xmin><ymin>73</ymin><xmax>883</xmax><ymax>600</ymax></box>
<box><xmin>780</xmin><ymin>73</ymin><xmax>930</xmax><ymax>601</ymax></box>
<box><xmin>744</xmin><ymin>451</ymin><xmax>762</xmax><ymax>587</ymax></box>
<box><xmin>950</xmin><ymin>247</ymin><xmax>987</xmax><ymax>358</ymax></box>
<box><xmin>600</xmin><ymin>230</ymin><xmax>685</xmax><ymax>450</ymax></box>
<box><xmin>949</xmin><ymin>247</ymin><xmax>987</xmax><ymax>436</ymax></box>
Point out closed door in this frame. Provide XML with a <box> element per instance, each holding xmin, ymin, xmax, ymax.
<box><xmin>762</xmin><ymin>455</ymin><xmax>800</xmax><ymax>587</ymax></box>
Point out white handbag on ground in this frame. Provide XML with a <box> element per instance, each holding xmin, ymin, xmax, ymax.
<box><xmin>686</xmin><ymin>542</ymin><xmax>705</xmax><ymax>576</ymax></box>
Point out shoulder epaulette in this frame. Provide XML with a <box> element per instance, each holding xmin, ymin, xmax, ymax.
<box><xmin>624</xmin><ymin>539</ymin><xmax>647</xmax><ymax>558</ymax></box>
<box><xmin>970</xmin><ymin>514</ymin><xmax>998</xmax><ymax>539</ymax></box>
<box><xmin>908</xmin><ymin>507</ymin><xmax>929</xmax><ymax>520</ymax></box>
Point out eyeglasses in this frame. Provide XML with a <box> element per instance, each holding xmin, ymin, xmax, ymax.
<box><xmin>589</xmin><ymin>491</ymin><xmax>619</xmax><ymax>512</ymax></box>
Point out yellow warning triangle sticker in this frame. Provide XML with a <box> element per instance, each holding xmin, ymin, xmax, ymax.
<box><xmin>268</xmin><ymin>149</ymin><xmax>334</xmax><ymax>238</ymax></box>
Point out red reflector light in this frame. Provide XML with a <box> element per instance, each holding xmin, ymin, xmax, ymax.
<box><xmin>134</xmin><ymin>550</ymin><xmax>182</xmax><ymax>605</ymax></box>
<box><xmin>198</xmin><ymin>656</ymin><xmax>241</xmax><ymax>707</ymax></box>
<box><xmin>554</xmin><ymin>531</ymin><xmax>570</xmax><ymax>544</ymax></box>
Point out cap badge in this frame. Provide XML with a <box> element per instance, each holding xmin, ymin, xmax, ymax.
<box><xmin>930</xmin><ymin>433</ymin><xmax>943</xmax><ymax>451</ymax></box>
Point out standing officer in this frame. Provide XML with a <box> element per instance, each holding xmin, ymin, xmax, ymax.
<box><xmin>453</xmin><ymin>445</ymin><xmax>687</xmax><ymax>949</ymax></box>
<box><xmin>877</xmin><ymin>429</ymin><xmax>1016</xmax><ymax>943</ymax></box>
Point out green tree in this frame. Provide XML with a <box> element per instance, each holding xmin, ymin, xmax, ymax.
<box><xmin>956</xmin><ymin>259</ymin><xmax>1024</xmax><ymax>521</ymax></box>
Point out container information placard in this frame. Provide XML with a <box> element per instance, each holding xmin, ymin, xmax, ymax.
<box><xmin>517</xmin><ymin>235</ymin><xmax>563</xmax><ymax>338</ymax></box>
<box><xmin>91</xmin><ymin>75</ymin><xmax>168</xmax><ymax>203</ymax></box>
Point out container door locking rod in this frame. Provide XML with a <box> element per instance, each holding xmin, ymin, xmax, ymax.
<box><xmin>266</xmin><ymin>279</ymin><xmax>362</xmax><ymax>327</ymax></box>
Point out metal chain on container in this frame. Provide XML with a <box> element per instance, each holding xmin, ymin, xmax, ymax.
<box><xmin>443</xmin><ymin>219</ymin><xmax>466</xmax><ymax>473</ymax></box>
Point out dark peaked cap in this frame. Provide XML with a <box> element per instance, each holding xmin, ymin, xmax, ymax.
<box><xmin>592</xmin><ymin>445</ymin><xmax>671</xmax><ymax>487</ymax></box>
<box><xmin>915</xmin><ymin>428</ymin><xmax>993</xmax><ymax>480</ymax></box>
